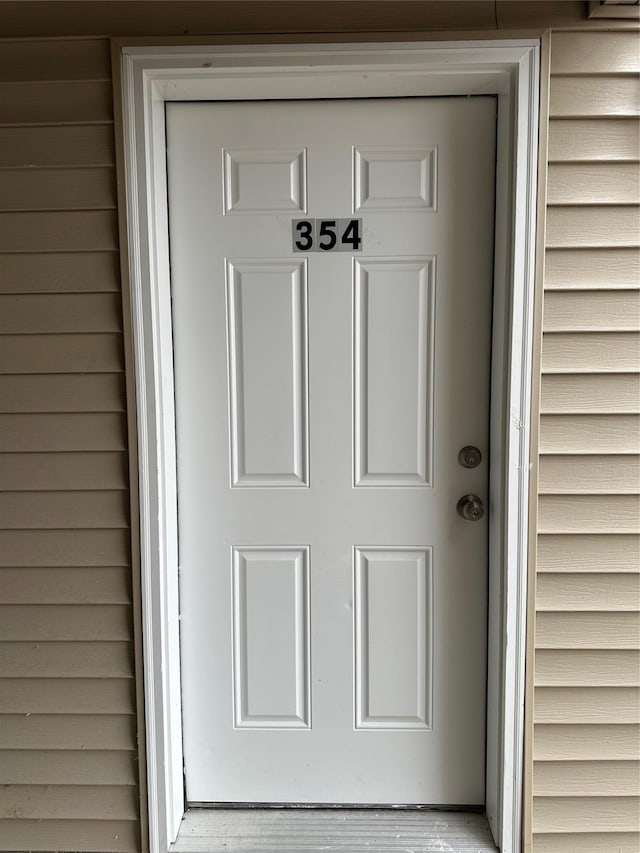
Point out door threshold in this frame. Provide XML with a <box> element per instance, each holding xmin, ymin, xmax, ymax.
<box><xmin>171</xmin><ymin>807</ymin><xmax>498</xmax><ymax>852</ymax></box>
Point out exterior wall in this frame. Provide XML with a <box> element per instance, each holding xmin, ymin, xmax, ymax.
<box><xmin>0</xmin><ymin>38</ymin><xmax>141</xmax><ymax>852</ymax></box>
<box><xmin>0</xmin><ymin>14</ymin><xmax>638</xmax><ymax>853</ymax></box>
<box><xmin>532</xmin><ymin>28</ymin><xmax>640</xmax><ymax>853</ymax></box>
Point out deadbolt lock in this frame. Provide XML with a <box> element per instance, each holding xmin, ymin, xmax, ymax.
<box><xmin>458</xmin><ymin>445</ymin><xmax>482</xmax><ymax>469</ymax></box>
<box><xmin>457</xmin><ymin>494</ymin><xmax>485</xmax><ymax>522</ymax></box>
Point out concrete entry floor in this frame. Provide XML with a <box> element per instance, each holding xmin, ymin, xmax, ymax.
<box><xmin>171</xmin><ymin>808</ymin><xmax>499</xmax><ymax>852</ymax></box>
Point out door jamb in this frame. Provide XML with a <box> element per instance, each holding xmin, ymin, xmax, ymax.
<box><xmin>119</xmin><ymin>39</ymin><xmax>540</xmax><ymax>853</ymax></box>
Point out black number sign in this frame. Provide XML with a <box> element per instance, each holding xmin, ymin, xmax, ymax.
<box><xmin>293</xmin><ymin>218</ymin><xmax>363</xmax><ymax>253</ymax></box>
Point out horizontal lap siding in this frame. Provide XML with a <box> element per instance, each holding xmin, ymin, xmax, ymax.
<box><xmin>532</xmin><ymin>29</ymin><xmax>640</xmax><ymax>851</ymax></box>
<box><xmin>0</xmin><ymin>39</ymin><xmax>140</xmax><ymax>852</ymax></box>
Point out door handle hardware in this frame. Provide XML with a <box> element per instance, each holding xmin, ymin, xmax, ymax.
<box><xmin>457</xmin><ymin>494</ymin><xmax>485</xmax><ymax>521</ymax></box>
<box><xmin>458</xmin><ymin>446</ymin><xmax>482</xmax><ymax>469</ymax></box>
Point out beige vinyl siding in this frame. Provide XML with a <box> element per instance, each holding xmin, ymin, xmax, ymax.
<box><xmin>532</xmin><ymin>28</ymin><xmax>640</xmax><ymax>853</ymax></box>
<box><xmin>0</xmin><ymin>38</ymin><xmax>140</xmax><ymax>852</ymax></box>
<box><xmin>0</xmin><ymin>19</ymin><xmax>637</xmax><ymax>853</ymax></box>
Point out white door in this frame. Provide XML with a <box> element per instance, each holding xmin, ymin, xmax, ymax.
<box><xmin>167</xmin><ymin>97</ymin><xmax>495</xmax><ymax>806</ymax></box>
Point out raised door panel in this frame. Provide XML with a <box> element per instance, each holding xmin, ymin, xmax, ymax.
<box><xmin>354</xmin><ymin>260</ymin><xmax>434</xmax><ymax>487</ymax></box>
<box><xmin>226</xmin><ymin>260</ymin><xmax>308</xmax><ymax>487</ymax></box>
<box><xmin>232</xmin><ymin>546</ymin><xmax>310</xmax><ymax>729</ymax></box>
<box><xmin>353</xmin><ymin>147</ymin><xmax>437</xmax><ymax>212</ymax></box>
<box><xmin>354</xmin><ymin>547</ymin><xmax>432</xmax><ymax>729</ymax></box>
<box><xmin>223</xmin><ymin>148</ymin><xmax>307</xmax><ymax>215</ymax></box>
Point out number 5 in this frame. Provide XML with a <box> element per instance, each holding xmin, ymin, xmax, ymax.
<box><xmin>318</xmin><ymin>220</ymin><xmax>337</xmax><ymax>251</ymax></box>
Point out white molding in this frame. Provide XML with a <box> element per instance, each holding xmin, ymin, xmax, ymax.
<box><xmin>121</xmin><ymin>52</ymin><xmax>183</xmax><ymax>852</ymax></box>
<box><xmin>492</xmin><ymin>46</ymin><xmax>540</xmax><ymax>853</ymax></box>
<box><xmin>119</xmin><ymin>39</ymin><xmax>539</xmax><ymax>853</ymax></box>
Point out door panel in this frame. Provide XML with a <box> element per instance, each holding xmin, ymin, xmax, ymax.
<box><xmin>167</xmin><ymin>97</ymin><xmax>496</xmax><ymax>805</ymax></box>
<box><xmin>232</xmin><ymin>546</ymin><xmax>310</xmax><ymax>729</ymax></box>
<box><xmin>354</xmin><ymin>259</ymin><xmax>434</xmax><ymax>486</ymax></box>
<box><xmin>354</xmin><ymin>547</ymin><xmax>432</xmax><ymax>730</ymax></box>
<box><xmin>226</xmin><ymin>259</ymin><xmax>308</xmax><ymax>487</ymax></box>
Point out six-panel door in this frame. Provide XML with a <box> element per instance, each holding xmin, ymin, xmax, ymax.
<box><xmin>167</xmin><ymin>97</ymin><xmax>496</xmax><ymax>804</ymax></box>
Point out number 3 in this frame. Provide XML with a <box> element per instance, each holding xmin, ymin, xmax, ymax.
<box><xmin>295</xmin><ymin>220</ymin><xmax>314</xmax><ymax>251</ymax></box>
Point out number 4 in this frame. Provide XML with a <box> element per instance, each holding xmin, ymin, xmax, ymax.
<box><xmin>341</xmin><ymin>219</ymin><xmax>362</xmax><ymax>251</ymax></box>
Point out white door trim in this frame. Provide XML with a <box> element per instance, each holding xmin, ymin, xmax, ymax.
<box><xmin>119</xmin><ymin>39</ymin><xmax>539</xmax><ymax>853</ymax></box>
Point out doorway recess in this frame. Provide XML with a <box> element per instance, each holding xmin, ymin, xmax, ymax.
<box><xmin>119</xmin><ymin>39</ymin><xmax>539</xmax><ymax>853</ymax></box>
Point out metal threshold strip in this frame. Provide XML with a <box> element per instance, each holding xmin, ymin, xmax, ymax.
<box><xmin>171</xmin><ymin>807</ymin><xmax>498</xmax><ymax>852</ymax></box>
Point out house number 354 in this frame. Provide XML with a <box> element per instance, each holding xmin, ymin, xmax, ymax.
<box><xmin>292</xmin><ymin>218</ymin><xmax>363</xmax><ymax>253</ymax></box>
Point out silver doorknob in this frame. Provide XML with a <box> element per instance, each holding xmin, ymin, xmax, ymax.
<box><xmin>457</xmin><ymin>494</ymin><xmax>485</xmax><ymax>521</ymax></box>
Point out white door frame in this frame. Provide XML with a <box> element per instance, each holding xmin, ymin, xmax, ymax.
<box><xmin>119</xmin><ymin>39</ymin><xmax>539</xmax><ymax>853</ymax></box>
